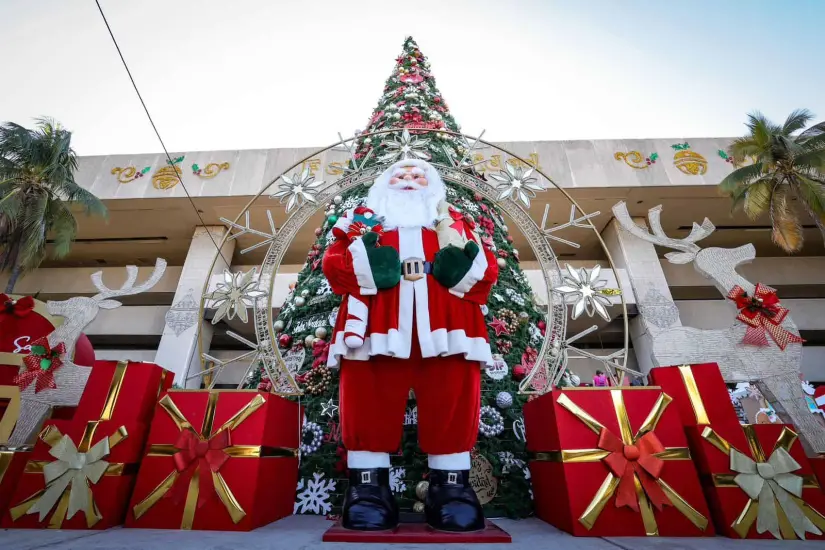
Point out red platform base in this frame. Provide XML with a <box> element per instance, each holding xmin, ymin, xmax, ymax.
<box><xmin>322</xmin><ymin>521</ymin><xmax>511</xmax><ymax>543</ymax></box>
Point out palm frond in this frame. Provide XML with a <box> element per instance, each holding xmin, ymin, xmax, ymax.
<box><xmin>769</xmin><ymin>185</ymin><xmax>803</xmax><ymax>253</ymax></box>
<box><xmin>743</xmin><ymin>178</ymin><xmax>773</xmax><ymax>219</ymax></box>
<box><xmin>792</xmin><ymin>147</ymin><xmax>825</xmax><ymax>172</ymax></box>
<box><xmin>46</xmin><ymin>197</ymin><xmax>78</xmax><ymax>258</ymax></box>
<box><xmin>729</xmin><ymin>136</ymin><xmax>763</xmax><ymax>161</ymax></box>
<box><xmin>798</xmin><ymin>121</ymin><xmax>825</xmax><ymax>141</ymax></box>
<box><xmin>719</xmin><ymin>162</ymin><xmax>767</xmax><ymax>194</ymax></box>
<box><xmin>782</xmin><ymin>109</ymin><xmax>813</xmax><ymax>135</ymax></box>
<box><xmin>793</xmin><ymin>175</ymin><xmax>825</xmax><ymax>216</ymax></box>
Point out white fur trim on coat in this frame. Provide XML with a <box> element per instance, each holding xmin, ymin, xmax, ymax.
<box><xmin>348</xmin><ymin>237</ymin><xmax>378</xmax><ymax>295</ymax></box>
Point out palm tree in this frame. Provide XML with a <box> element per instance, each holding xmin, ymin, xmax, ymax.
<box><xmin>720</xmin><ymin>109</ymin><xmax>825</xmax><ymax>253</ymax></box>
<box><xmin>0</xmin><ymin>118</ymin><xmax>107</xmax><ymax>293</ymax></box>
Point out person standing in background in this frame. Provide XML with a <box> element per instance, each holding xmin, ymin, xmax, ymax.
<box><xmin>593</xmin><ymin>370</ymin><xmax>608</xmax><ymax>387</ymax></box>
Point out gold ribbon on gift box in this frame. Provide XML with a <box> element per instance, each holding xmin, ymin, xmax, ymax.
<box><xmin>703</xmin><ymin>425</ymin><xmax>825</xmax><ymax>540</ymax></box>
<box><xmin>676</xmin><ymin>365</ymin><xmax>711</xmax><ymax>425</ymax></box>
<box><xmin>532</xmin><ymin>390</ymin><xmax>708</xmax><ymax>536</ymax></box>
<box><xmin>1</xmin><ymin>385</ymin><xmax>22</xmax><ymax>445</ymax></box>
<box><xmin>9</xmin><ymin>422</ymin><xmax>130</xmax><ymax>528</ymax></box>
<box><xmin>7</xmin><ymin>359</ymin><xmax>147</xmax><ymax>528</ymax></box>
<box><xmin>132</xmin><ymin>391</ymin><xmax>297</xmax><ymax>530</ymax></box>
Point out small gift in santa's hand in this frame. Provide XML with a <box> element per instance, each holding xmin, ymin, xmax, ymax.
<box><xmin>648</xmin><ymin>363</ymin><xmax>742</xmax><ymax>431</ymax></box>
<box><xmin>524</xmin><ymin>387</ymin><xmax>713</xmax><ymax>537</ymax></box>
<box><xmin>126</xmin><ymin>390</ymin><xmax>301</xmax><ymax>531</ymax></box>
<box><xmin>695</xmin><ymin>422</ymin><xmax>825</xmax><ymax>540</ymax></box>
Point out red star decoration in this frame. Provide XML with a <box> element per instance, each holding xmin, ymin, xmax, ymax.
<box><xmin>488</xmin><ymin>318</ymin><xmax>510</xmax><ymax>336</ymax></box>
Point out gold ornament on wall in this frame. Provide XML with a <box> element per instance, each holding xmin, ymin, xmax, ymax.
<box><xmin>111</xmin><ymin>165</ymin><xmax>150</xmax><ymax>184</ymax></box>
<box><xmin>153</xmin><ymin>156</ymin><xmax>185</xmax><ymax>190</ymax></box>
<box><xmin>671</xmin><ymin>143</ymin><xmax>707</xmax><ymax>175</ymax></box>
<box><xmin>614</xmin><ymin>151</ymin><xmax>658</xmax><ymax>170</ymax></box>
<box><xmin>192</xmin><ymin>162</ymin><xmax>230</xmax><ymax>179</ymax></box>
<box><xmin>469</xmin><ymin>450</ymin><xmax>498</xmax><ymax>505</ymax></box>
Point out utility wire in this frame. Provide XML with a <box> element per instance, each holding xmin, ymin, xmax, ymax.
<box><xmin>94</xmin><ymin>0</ymin><xmax>232</xmax><ymax>268</ymax></box>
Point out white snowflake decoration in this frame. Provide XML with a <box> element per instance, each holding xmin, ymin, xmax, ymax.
<box><xmin>552</xmin><ymin>264</ymin><xmax>613</xmax><ymax>322</ymax></box>
<box><xmin>390</xmin><ymin>467</ymin><xmax>407</xmax><ymax>494</ymax></box>
<box><xmin>271</xmin><ymin>165</ymin><xmax>324</xmax><ymax>213</ymax></box>
<box><xmin>205</xmin><ymin>268</ymin><xmax>267</xmax><ymax>325</ymax></box>
<box><xmin>492</xmin><ymin>293</ymin><xmax>506</xmax><ymax>303</ymax></box>
<box><xmin>489</xmin><ymin>162</ymin><xmax>543</xmax><ymax>207</ymax></box>
<box><xmin>378</xmin><ymin>128</ymin><xmax>431</xmax><ymax>162</ymax></box>
<box><xmin>294</xmin><ymin>472</ymin><xmax>337</xmax><ymax>515</ymax></box>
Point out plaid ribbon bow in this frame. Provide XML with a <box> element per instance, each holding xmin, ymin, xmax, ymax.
<box><xmin>727</xmin><ymin>284</ymin><xmax>804</xmax><ymax>350</ymax></box>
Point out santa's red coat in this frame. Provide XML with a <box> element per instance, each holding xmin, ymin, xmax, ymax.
<box><xmin>322</xmin><ymin>226</ymin><xmax>498</xmax><ymax>367</ymax></box>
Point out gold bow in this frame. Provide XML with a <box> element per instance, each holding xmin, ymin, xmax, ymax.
<box><xmin>704</xmin><ymin>425</ymin><xmax>825</xmax><ymax>539</ymax></box>
<box><xmin>10</xmin><ymin>423</ymin><xmax>128</xmax><ymax>528</ymax></box>
<box><xmin>132</xmin><ymin>391</ymin><xmax>295</xmax><ymax>530</ymax></box>
<box><xmin>533</xmin><ymin>389</ymin><xmax>708</xmax><ymax>536</ymax></box>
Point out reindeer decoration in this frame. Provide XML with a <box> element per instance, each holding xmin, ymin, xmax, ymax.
<box><xmin>6</xmin><ymin>259</ymin><xmax>166</xmax><ymax>446</ymax></box>
<box><xmin>612</xmin><ymin>202</ymin><xmax>825</xmax><ymax>454</ymax></box>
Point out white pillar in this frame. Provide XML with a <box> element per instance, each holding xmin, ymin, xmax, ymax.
<box><xmin>602</xmin><ymin>218</ymin><xmax>682</xmax><ymax>375</ymax></box>
<box><xmin>155</xmin><ymin>226</ymin><xmax>235</xmax><ymax>388</ymax></box>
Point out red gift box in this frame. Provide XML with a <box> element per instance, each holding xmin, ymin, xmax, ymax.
<box><xmin>524</xmin><ymin>387</ymin><xmax>713</xmax><ymax>537</ymax></box>
<box><xmin>126</xmin><ymin>390</ymin><xmax>301</xmax><ymax>531</ymax></box>
<box><xmin>691</xmin><ymin>423</ymin><xmax>825</xmax><ymax>540</ymax></box>
<box><xmin>73</xmin><ymin>360</ymin><xmax>173</xmax><ymax>425</ymax></box>
<box><xmin>0</xmin><ymin>449</ymin><xmax>30</xmax><ymax>517</ymax></box>
<box><xmin>3</xmin><ymin>420</ymin><xmax>138</xmax><ymax>529</ymax></box>
<box><xmin>811</xmin><ymin>456</ymin><xmax>825</xmax><ymax>493</ymax></box>
<box><xmin>648</xmin><ymin>363</ymin><xmax>741</xmax><ymax>430</ymax></box>
<box><xmin>2</xmin><ymin>359</ymin><xmax>170</xmax><ymax>529</ymax></box>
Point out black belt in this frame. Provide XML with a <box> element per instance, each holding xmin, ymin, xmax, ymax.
<box><xmin>401</xmin><ymin>258</ymin><xmax>432</xmax><ymax>281</ymax></box>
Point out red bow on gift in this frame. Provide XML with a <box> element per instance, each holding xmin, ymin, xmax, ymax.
<box><xmin>448</xmin><ymin>207</ymin><xmax>476</xmax><ymax>239</ymax></box>
<box><xmin>13</xmin><ymin>336</ymin><xmax>66</xmax><ymax>393</ymax></box>
<box><xmin>1</xmin><ymin>294</ymin><xmax>35</xmax><ymax>319</ymax></box>
<box><xmin>170</xmin><ymin>429</ymin><xmax>231</xmax><ymax>508</ymax></box>
<box><xmin>727</xmin><ymin>284</ymin><xmax>804</xmax><ymax>350</ymax></box>
<box><xmin>598</xmin><ymin>428</ymin><xmax>670</xmax><ymax>512</ymax></box>
<box><xmin>312</xmin><ymin>339</ymin><xmax>330</xmax><ymax>369</ymax></box>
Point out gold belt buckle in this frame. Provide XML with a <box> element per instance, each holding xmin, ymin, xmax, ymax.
<box><xmin>403</xmin><ymin>258</ymin><xmax>426</xmax><ymax>281</ymax></box>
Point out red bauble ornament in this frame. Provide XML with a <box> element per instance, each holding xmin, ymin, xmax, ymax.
<box><xmin>278</xmin><ymin>334</ymin><xmax>293</xmax><ymax>349</ymax></box>
<box><xmin>434</xmin><ymin>96</ymin><xmax>441</xmax><ymax>103</ymax></box>
<box><xmin>473</xmin><ymin>192</ymin><xmax>483</xmax><ymax>201</ymax></box>
<box><xmin>513</xmin><ymin>365</ymin><xmax>527</xmax><ymax>380</ymax></box>
<box><xmin>314</xmin><ymin>227</ymin><xmax>323</xmax><ymax>237</ymax></box>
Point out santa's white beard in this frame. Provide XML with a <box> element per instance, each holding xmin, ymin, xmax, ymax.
<box><xmin>369</xmin><ymin>188</ymin><xmax>439</xmax><ymax>229</ymax></box>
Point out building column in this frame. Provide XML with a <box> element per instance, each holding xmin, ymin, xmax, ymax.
<box><xmin>155</xmin><ymin>226</ymin><xmax>235</xmax><ymax>388</ymax></box>
<box><xmin>602</xmin><ymin>218</ymin><xmax>682</xmax><ymax>375</ymax></box>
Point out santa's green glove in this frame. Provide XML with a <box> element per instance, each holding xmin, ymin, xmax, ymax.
<box><xmin>352</xmin><ymin>231</ymin><xmax>401</xmax><ymax>291</ymax></box>
<box><xmin>432</xmin><ymin>241</ymin><xmax>481</xmax><ymax>291</ymax></box>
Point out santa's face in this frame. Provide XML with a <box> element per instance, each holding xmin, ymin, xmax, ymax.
<box><xmin>388</xmin><ymin>166</ymin><xmax>429</xmax><ymax>191</ymax></box>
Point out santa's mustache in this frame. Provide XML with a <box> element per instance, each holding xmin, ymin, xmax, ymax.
<box><xmin>389</xmin><ymin>180</ymin><xmax>425</xmax><ymax>191</ymax></box>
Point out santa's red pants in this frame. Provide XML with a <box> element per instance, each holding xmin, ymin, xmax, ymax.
<box><xmin>339</xmin><ymin>342</ymin><xmax>481</xmax><ymax>455</ymax></box>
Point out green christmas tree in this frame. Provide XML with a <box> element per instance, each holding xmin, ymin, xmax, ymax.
<box><xmin>251</xmin><ymin>37</ymin><xmax>565</xmax><ymax>519</ymax></box>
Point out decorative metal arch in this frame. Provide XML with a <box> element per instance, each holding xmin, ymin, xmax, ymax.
<box><xmin>192</xmin><ymin>128</ymin><xmax>631</xmax><ymax>394</ymax></box>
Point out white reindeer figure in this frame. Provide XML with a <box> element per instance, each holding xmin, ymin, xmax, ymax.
<box><xmin>612</xmin><ymin>202</ymin><xmax>825</xmax><ymax>454</ymax></box>
<box><xmin>7</xmin><ymin>258</ymin><xmax>167</xmax><ymax>446</ymax></box>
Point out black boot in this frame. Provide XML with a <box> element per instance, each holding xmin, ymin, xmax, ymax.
<box><xmin>342</xmin><ymin>468</ymin><xmax>399</xmax><ymax>531</ymax></box>
<box><xmin>425</xmin><ymin>469</ymin><xmax>485</xmax><ymax>532</ymax></box>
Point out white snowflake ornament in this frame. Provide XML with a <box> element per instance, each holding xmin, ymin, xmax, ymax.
<box><xmin>294</xmin><ymin>472</ymin><xmax>337</xmax><ymax>514</ymax></box>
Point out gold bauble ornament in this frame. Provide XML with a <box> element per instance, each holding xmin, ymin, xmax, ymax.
<box><xmin>415</xmin><ymin>480</ymin><xmax>429</xmax><ymax>501</ymax></box>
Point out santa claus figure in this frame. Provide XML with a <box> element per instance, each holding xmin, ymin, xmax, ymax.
<box><xmin>323</xmin><ymin>159</ymin><xmax>498</xmax><ymax>532</ymax></box>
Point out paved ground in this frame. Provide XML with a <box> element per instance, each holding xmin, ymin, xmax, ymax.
<box><xmin>0</xmin><ymin>516</ymin><xmax>821</xmax><ymax>549</ymax></box>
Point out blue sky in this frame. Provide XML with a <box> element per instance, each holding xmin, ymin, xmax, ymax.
<box><xmin>1</xmin><ymin>0</ymin><xmax>823</xmax><ymax>155</ymax></box>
